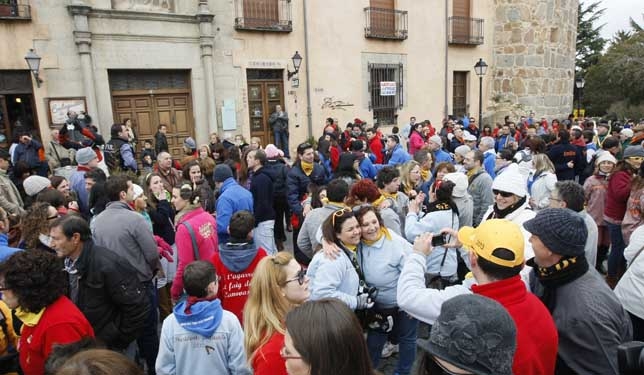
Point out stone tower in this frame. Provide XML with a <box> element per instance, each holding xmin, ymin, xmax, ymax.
<box><xmin>490</xmin><ymin>0</ymin><xmax>578</xmax><ymax>122</ymax></box>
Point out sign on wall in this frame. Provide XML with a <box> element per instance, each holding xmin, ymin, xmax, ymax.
<box><xmin>47</xmin><ymin>97</ymin><xmax>86</xmax><ymax>125</ymax></box>
<box><xmin>380</xmin><ymin>81</ymin><xmax>396</xmax><ymax>96</ymax></box>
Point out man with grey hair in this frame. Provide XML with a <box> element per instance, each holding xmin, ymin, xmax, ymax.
<box><xmin>478</xmin><ymin>136</ymin><xmax>497</xmax><ymax>178</ymax></box>
<box><xmin>156</xmin><ymin>151</ymin><xmax>181</xmax><ymax>192</ymax></box>
<box><xmin>548</xmin><ymin>180</ymin><xmax>598</xmax><ymax>268</ymax></box>
<box><xmin>453</xmin><ymin>145</ymin><xmax>471</xmax><ymax>173</ymax></box>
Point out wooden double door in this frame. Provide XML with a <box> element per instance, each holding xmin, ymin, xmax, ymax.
<box><xmin>112</xmin><ymin>91</ymin><xmax>194</xmax><ymax>158</ymax></box>
<box><xmin>247</xmin><ymin>79</ymin><xmax>285</xmax><ymax>147</ymax></box>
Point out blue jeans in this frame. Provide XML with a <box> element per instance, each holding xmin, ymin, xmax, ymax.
<box><xmin>367</xmin><ymin>309</ymin><xmax>418</xmax><ymax>375</ymax></box>
<box><xmin>137</xmin><ymin>281</ymin><xmax>159</xmax><ymax>375</ymax></box>
<box><xmin>607</xmin><ymin>222</ymin><xmax>626</xmax><ymax>278</ymax></box>
<box><xmin>273</xmin><ymin>130</ymin><xmax>290</xmax><ymax>158</ymax></box>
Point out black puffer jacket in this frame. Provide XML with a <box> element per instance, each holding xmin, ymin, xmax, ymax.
<box><xmin>264</xmin><ymin>158</ymin><xmax>289</xmax><ymax>197</ymax></box>
<box><xmin>73</xmin><ymin>240</ymin><xmax>150</xmax><ymax>350</ymax></box>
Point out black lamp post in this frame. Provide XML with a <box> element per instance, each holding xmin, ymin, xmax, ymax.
<box><xmin>24</xmin><ymin>48</ymin><xmax>43</xmax><ymax>88</ymax></box>
<box><xmin>474</xmin><ymin>58</ymin><xmax>488</xmax><ymax>132</ymax></box>
<box><xmin>575</xmin><ymin>77</ymin><xmax>585</xmax><ymax>119</ymax></box>
<box><xmin>287</xmin><ymin>51</ymin><xmax>303</xmax><ymax>80</ymax></box>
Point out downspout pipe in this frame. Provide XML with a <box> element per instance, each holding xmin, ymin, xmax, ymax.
<box><xmin>303</xmin><ymin>0</ymin><xmax>313</xmax><ymax>137</ymax></box>
<box><xmin>444</xmin><ymin>0</ymin><xmax>449</xmax><ymax>119</ymax></box>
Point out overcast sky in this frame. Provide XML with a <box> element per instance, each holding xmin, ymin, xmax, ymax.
<box><xmin>598</xmin><ymin>0</ymin><xmax>643</xmax><ymax>42</ymax></box>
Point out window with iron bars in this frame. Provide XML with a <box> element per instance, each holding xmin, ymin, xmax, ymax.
<box><xmin>368</xmin><ymin>63</ymin><xmax>403</xmax><ymax>126</ymax></box>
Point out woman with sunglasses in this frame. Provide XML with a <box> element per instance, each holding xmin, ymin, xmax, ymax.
<box><xmin>605</xmin><ymin>145</ymin><xmax>644</xmax><ymax>287</ymax></box>
<box><xmin>244</xmin><ymin>251</ymin><xmax>309</xmax><ymax>375</ymax></box>
<box><xmin>481</xmin><ymin>163</ymin><xmax>535</xmax><ymax>281</ymax></box>
<box><xmin>306</xmin><ymin>208</ymin><xmax>371</xmax><ymax>310</ymax></box>
<box><xmin>283</xmin><ymin>298</ymin><xmax>376</xmax><ymax>375</ymax></box>
<box><xmin>354</xmin><ymin>205</ymin><xmax>417</xmax><ymax>374</ymax></box>
<box><xmin>18</xmin><ymin>202</ymin><xmax>58</xmax><ymax>252</ymax></box>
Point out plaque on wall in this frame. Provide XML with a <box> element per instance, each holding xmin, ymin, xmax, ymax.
<box><xmin>47</xmin><ymin>97</ymin><xmax>86</xmax><ymax>125</ymax></box>
<box><xmin>111</xmin><ymin>0</ymin><xmax>175</xmax><ymax>13</ymax></box>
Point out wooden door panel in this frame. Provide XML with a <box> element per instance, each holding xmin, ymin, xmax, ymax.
<box><xmin>243</xmin><ymin>0</ymin><xmax>279</xmax><ymax>27</ymax></box>
<box><xmin>370</xmin><ymin>0</ymin><xmax>395</xmax><ymax>37</ymax></box>
<box><xmin>247</xmin><ymin>79</ymin><xmax>284</xmax><ymax>149</ymax></box>
<box><xmin>452</xmin><ymin>0</ymin><xmax>470</xmax><ymax>41</ymax></box>
<box><xmin>453</xmin><ymin>0</ymin><xmax>469</xmax><ymax>17</ymax></box>
<box><xmin>112</xmin><ymin>93</ymin><xmax>194</xmax><ymax>160</ymax></box>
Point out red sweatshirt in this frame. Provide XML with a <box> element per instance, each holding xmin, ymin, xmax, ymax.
<box><xmin>604</xmin><ymin>170</ymin><xmax>633</xmax><ymax>222</ymax></box>
<box><xmin>19</xmin><ymin>296</ymin><xmax>95</xmax><ymax>375</ymax></box>
<box><xmin>211</xmin><ymin>248</ymin><xmax>267</xmax><ymax>324</ymax></box>
<box><xmin>472</xmin><ymin>275</ymin><xmax>558</xmax><ymax>375</ymax></box>
<box><xmin>252</xmin><ymin>332</ymin><xmax>287</xmax><ymax>375</ymax></box>
<box><xmin>368</xmin><ymin>135</ymin><xmax>384</xmax><ymax>164</ymax></box>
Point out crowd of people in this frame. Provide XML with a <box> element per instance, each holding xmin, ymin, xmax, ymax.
<box><xmin>0</xmin><ymin>109</ymin><xmax>643</xmax><ymax>375</ymax></box>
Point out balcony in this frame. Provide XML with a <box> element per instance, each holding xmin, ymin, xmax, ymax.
<box><xmin>234</xmin><ymin>0</ymin><xmax>292</xmax><ymax>33</ymax></box>
<box><xmin>364</xmin><ymin>7</ymin><xmax>408</xmax><ymax>40</ymax></box>
<box><xmin>0</xmin><ymin>2</ymin><xmax>31</xmax><ymax>20</ymax></box>
<box><xmin>448</xmin><ymin>16</ymin><xmax>484</xmax><ymax>45</ymax></box>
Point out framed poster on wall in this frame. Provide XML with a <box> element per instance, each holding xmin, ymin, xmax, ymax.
<box><xmin>47</xmin><ymin>97</ymin><xmax>87</xmax><ymax>125</ymax></box>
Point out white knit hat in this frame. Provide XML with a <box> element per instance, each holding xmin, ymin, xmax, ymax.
<box><xmin>491</xmin><ymin>164</ymin><xmax>527</xmax><ymax>197</ymax></box>
<box><xmin>443</xmin><ymin>172</ymin><xmax>469</xmax><ymax>198</ymax></box>
<box><xmin>23</xmin><ymin>175</ymin><xmax>51</xmax><ymax>197</ymax></box>
<box><xmin>595</xmin><ymin>151</ymin><xmax>617</xmax><ymax>165</ymax></box>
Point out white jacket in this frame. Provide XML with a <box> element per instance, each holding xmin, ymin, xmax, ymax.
<box><xmin>481</xmin><ymin>200</ymin><xmax>535</xmax><ymax>286</ymax></box>
<box><xmin>528</xmin><ymin>171</ymin><xmax>557</xmax><ymax>211</ymax></box>
<box><xmin>615</xmin><ymin>225</ymin><xmax>644</xmax><ymax>320</ymax></box>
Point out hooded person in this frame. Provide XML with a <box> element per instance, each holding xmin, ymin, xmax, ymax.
<box><xmin>156</xmin><ymin>260</ymin><xmax>250</xmax><ymax>374</ymax></box>
<box><xmin>210</xmin><ymin>210</ymin><xmax>267</xmax><ymax>324</ymax></box>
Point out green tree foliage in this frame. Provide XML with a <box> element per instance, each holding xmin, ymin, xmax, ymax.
<box><xmin>584</xmin><ymin>32</ymin><xmax>644</xmax><ymax>115</ymax></box>
<box><xmin>576</xmin><ymin>1</ymin><xmax>607</xmax><ymax>75</ymax></box>
<box><xmin>630</xmin><ymin>14</ymin><xmax>643</xmax><ymax>32</ymax></box>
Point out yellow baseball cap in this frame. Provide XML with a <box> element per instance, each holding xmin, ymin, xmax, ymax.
<box><xmin>457</xmin><ymin>219</ymin><xmax>525</xmax><ymax>267</ymax></box>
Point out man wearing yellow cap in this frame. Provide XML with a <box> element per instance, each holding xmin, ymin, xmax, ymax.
<box><xmin>398</xmin><ymin>219</ymin><xmax>558</xmax><ymax>375</ymax></box>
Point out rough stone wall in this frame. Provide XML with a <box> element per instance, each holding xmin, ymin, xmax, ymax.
<box><xmin>490</xmin><ymin>0</ymin><xmax>577</xmax><ymax>122</ymax></box>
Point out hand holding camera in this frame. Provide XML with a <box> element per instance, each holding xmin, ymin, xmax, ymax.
<box><xmin>356</xmin><ymin>292</ymin><xmax>374</xmax><ymax>310</ymax></box>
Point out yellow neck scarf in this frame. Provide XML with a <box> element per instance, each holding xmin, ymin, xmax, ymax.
<box><xmin>372</xmin><ymin>195</ymin><xmax>386</xmax><ymax>208</ymax></box>
<box><xmin>380</xmin><ymin>189</ymin><xmax>398</xmax><ymax>201</ymax></box>
<box><xmin>420</xmin><ymin>168</ymin><xmax>430</xmax><ymax>182</ymax></box>
<box><xmin>362</xmin><ymin>227</ymin><xmax>392</xmax><ymax>246</ymax></box>
<box><xmin>343</xmin><ymin>242</ymin><xmax>357</xmax><ymax>252</ymax></box>
<box><xmin>466</xmin><ymin>167</ymin><xmax>480</xmax><ymax>179</ymax></box>
<box><xmin>327</xmin><ymin>200</ymin><xmax>346</xmax><ymax>208</ymax></box>
<box><xmin>15</xmin><ymin>306</ymin><xmax>46</xmax><ymax>330</ymax></box>
<box><xmin>301</xmin><ymin>161</ymin><xmax>314</xmax><ymax>176</ymax></box>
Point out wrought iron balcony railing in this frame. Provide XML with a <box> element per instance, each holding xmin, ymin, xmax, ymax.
<box><xmin>364</xmin><ymin>7</ymin><xmax>408</xmax><ymax>40</ymax></box>
<box><xmin>234</xmin><ymin>0</ymin><xmax>292</xmax><ymax>32</ymax></box>
<box><xmin>448</xmin><ymin>16</ymin><xmax>484</xmax><ymax>45</ymax></box>
<box><xmin>0</xmin><ymin>2</ymin><xmax>31</xmax><ymax>20</ymax></box>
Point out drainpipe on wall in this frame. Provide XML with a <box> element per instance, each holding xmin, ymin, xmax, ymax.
<box><xmin>303</xmin><ymin>0</ymin><xmax>313</xmax><ymax>138</ymax></box>
<box><xmin>443</xmin><ymin>0</ymin><xmax>449</xmax><ymax>119</ymax></box>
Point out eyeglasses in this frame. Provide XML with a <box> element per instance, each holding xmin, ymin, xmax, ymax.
<box><xmin>284</xmin><ymin>268</ymin><xmax>307</xmax><ymax>286</ymax></box>
<box><xmin>298</xmin><ymin>142</ymin><xmax>311</xmax><ymax>150</ymax></box>
<box><xmin>47</xmin><ymin>214</ymin><xmax>59</xmax><ymax>220</ymax></box>
<box><xmin>492</xmin><ymin>189</ymin><xmax>514</xmax><ymax>198</ymax></box>
<box><xmin>280</xmin><ymin>346</ymin><xmax>302</xmax><ymax>360</ymax></box>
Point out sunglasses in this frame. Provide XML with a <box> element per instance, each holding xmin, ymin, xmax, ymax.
<box><xmin>332</xmin><ymin>208</ymin><xmax>352</xmax><ymax>226</ymax></box>
<box><xmin>284</xmin><ymin>268</ymin><xmax>307</xmax><ymax>286</ymax></box>
<box><xmin>627</xmin><ymin>156</ymin><xmax>644</xmax><ymax>162</ymax></box>
<box><xmin>492</xmin><ymin>189</ymin><xmax>514</xmax><ymax>198</ymax></box>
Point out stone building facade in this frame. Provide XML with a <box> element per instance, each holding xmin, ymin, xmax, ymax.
<box><xmin>491</xmin><ymin>0</ymin><xmax>578</xmax><ymax>124</ymax></box>
<box><xmin>0</xmin><ymin>0</ymin><xmax>577</xmax><ymax>156</ymax></box>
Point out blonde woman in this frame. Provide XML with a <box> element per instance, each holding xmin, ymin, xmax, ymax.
<box><xmin>528</xmin><ymin>154</ymin><xmax>558</xmax><ymax>210</ymax></box>
<box><xmin>243</xmin><ymin>251</ymin><xmax>310</xmax><ymax>375</ymax></box>
<box><xmin>398</xmin><ymin>160</ymin><xmax>422</xmax><ymax>199</ymax></box>
<box><xmin>250</xmin><ymin>137</ymin><xmax>263</xmax><ymax>150</ymax></box>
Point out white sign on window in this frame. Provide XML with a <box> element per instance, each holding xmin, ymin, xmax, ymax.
<box><xmin>380</xmin><ymin>81</ymin><xmax>396</xmax><ymax>96</ymax></box>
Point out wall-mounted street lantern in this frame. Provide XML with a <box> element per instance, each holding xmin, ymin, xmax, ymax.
<box><xmin>24</xmin><ymin>49</ymin><xmax>43</xmax><ymax>88</ymax></box>
<box><xmin>287</xmin><ymin>51</ymin><xmax>303</xmax><ymax>80</ymax></box>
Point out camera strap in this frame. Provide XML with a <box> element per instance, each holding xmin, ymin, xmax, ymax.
<box><xmin>340</xmin><ymin>243</ymin><xmax>367</xmax><ymax>285</ymax></box>
<box><xmin>437</xmin><ymin>212</ymin><xmax>456</xmax><ymax>277</ymax></box>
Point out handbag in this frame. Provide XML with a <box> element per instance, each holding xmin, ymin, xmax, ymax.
<box><xmin>0</xmin><ymin>309</ymin><xmax>21</xmax><ymax>375</ymax></box>
<box><xmin>182</xmin><ymin>222</ymin><xmax>201</xmax><ymax>261</ymax></box>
